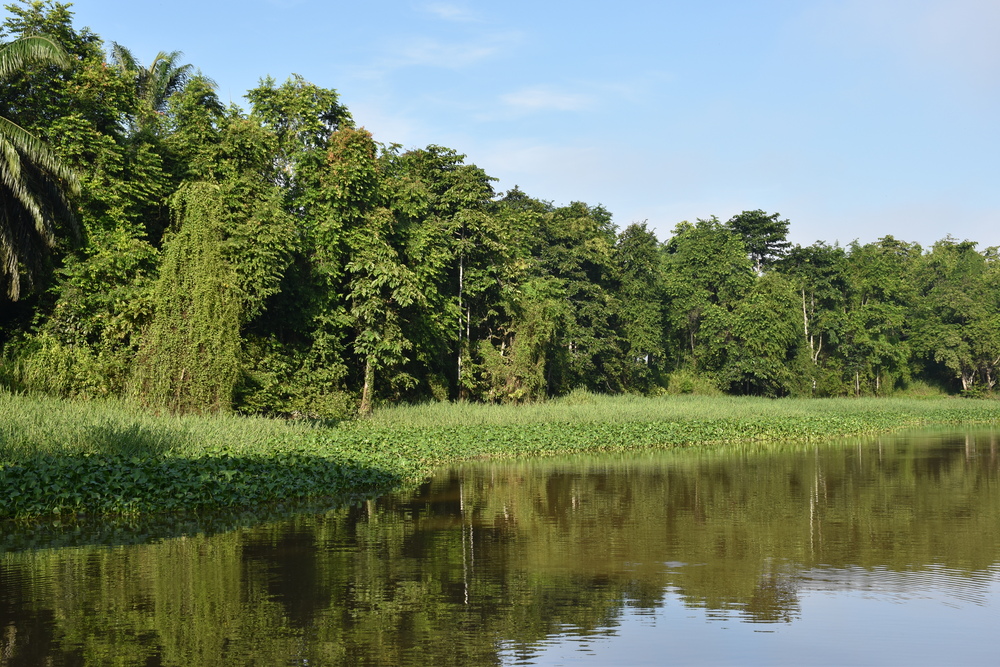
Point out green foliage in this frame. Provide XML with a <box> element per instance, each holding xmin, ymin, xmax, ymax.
<box><xmin>109</xmin><ymin>44</ymin><xmax>197</xmax><ymax>139</ymax></box>
<box><xmin>834</xmin><ymin>236</ymin><xmax>919</xmax><ymax>395</ymax></box>
<box><xmin>236</xmin><ymin>337</ymin><xmax>355</xmax><ymax>419</ymax></box>
<box><xmin>246</xmin><ymin>73</ymin><xmax>351</xmax><ymax>202</ymax></box>
<box><xmin>663</xmin><ymin>218</ymin><xmax>753</xmax><ymax>372</ymax></box>
<box><xmin>3</xmin><ymin>390</ymin><xmax>999</xmax><ymax>519</ymax></box>
<box><xmin>706</xmin><ymin>272</ymin><xmax>801</xmax><ymax>396</ymax></box>
<box><xmin>910</xmin><ymin>237</ymin><xmax>1000</xmax><ymax>393</ymax></box>
<box><xmin>4</xmin><ymin>2</ymin><xmax>1000</xmax><ymax>423</ymax></box>
<box><xmin>726</xmin><ymin>209</ymin><xmax>791</xmax><ymax>272</ymax></box>
<box><xmin>131</xmin><ymin>183</ymin><xmax>242</xmax><ymax>412</ymax></box>
<box><xmin>0</xmin><ymin>31</ymin><xmax>79</xmax><ymax>299</ymax></box>
<box><xmin>665</xmin><ymin>368</ymin><xmax>722</xmax><ymax>395</ymax></box>
<box><xmin>473</xmin><ymin>277</ymin><xmax>569</xmax><ymax>403</ymax></box>
<box><xmin>612</xmin><ymin>222</ymin><xmax>666</xmax><ymax>390</ymax></box>
<box><xmin>532</xmin><ymin>201</ymin><xmax>620</xmax><ymax>394</ymax></box>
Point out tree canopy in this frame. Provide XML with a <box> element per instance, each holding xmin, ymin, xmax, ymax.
<box><xmin>1</xmin><ymin>1</ymin><xmax>996</xmax><ymax>414</ymax></box>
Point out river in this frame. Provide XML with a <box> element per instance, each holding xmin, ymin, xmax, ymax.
<box><xmin>1</xmin><ymin>427</ymin><xmax>998</xmax><ymax>665</ymax></box>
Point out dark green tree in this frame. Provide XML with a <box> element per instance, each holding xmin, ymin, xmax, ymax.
<box><xmin>612</xmin><ymin>222</ymin><xmax>666</xmax><ymax>390</ymax></box>
<box><xmin>662</xmin><ymin>218</ymin><xmax>753</xmax><ymax>377</ymax></box>
<box><xmin>910</xmin><ymin>238</ymin><xmax>1000</xmax><ymax>393</ymax></box>
<box><xmin>726</xmin><ymin>209</ymin><xmax>791</xmax><ymax>273</ymax></box>
<box><xmin>532</xmin><ymin>201</ymin><xmax>620</xmax><ymax>394</ymax></box>
<box><xmin>834</xmin><ymin>236</ymin><xmax>918</xmax><ymax>395</ymax></box>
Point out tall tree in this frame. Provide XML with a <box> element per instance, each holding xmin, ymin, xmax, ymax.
<box><xmin>532</xmin><ymin>201</ymin><xmax>620</xmax><ymax>394</ymax></box>
<box><xmin>110</xmin><ymin>44</ymin><xmax>196</xmax><ymax>138</ymax></box>
<box><xmin>726</xmin><ymin>209</ymin><xmax>791</xmax><ymax>273</ymax></box>
<box><xmin>704</xmin><ymin>272</ymin><xmax>801</xmax><ymax>396</ymax></box>
<box><xmin>612</xmin><ymin>222</ymin><xmax>666</xmax><ymax>390</ymax></box>
<box><xmin>381</xmin><ymin>145</ymin><xmax>501</xmax><ymax>399</ymax></box>
<box><xmin>776</xmin><ymin>242</ymin><xmax>848</xmax><ymax>393</ymax></box>
<box><xmin>247</xmin><ymin>74</ymin><xmax>351</xmax><ymax>200</ymax></box>
<box><xmin>835</xmin><ymin>236</ymin><xmax>918</xmax><ymax>395</ymax></box>
<box><xmin>330</xmin><ymin>129</ymin><xmax>422</xmax><ymax>414</ymax></box>
<box><xmin>0</xmin><ymin>33</ymin><xmax>79</xmax><ymax>299</ymax></box>
<box><xmin>662</xmin><ymin>217</ymin><xmax>753</xmax><ymax>374</ymax></box>
<box><xmin>910</xmin><ymin>238</ymin><xmax>1000</xmax><ymax>393</ymax></box>
<box><xmin>466</xmin><ymin>188</ymin><xmax>553</xmax><ymax>403</ymax></box>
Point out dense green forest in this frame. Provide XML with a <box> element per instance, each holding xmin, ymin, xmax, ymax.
<box><xmin>0</xmin><ymin>1</ymin><xmax>997</xmax><ymax>417</ymax></box>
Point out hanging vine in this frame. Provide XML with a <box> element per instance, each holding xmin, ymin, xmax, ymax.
<box><xmin>130</xmin><ymin>182</ymin><xmax>241</xmax><ymax>412</ymax></box>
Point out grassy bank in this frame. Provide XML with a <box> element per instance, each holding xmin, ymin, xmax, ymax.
<box><xmin>2</xmin><ymin>391</ymin><xmax>999</xmax><ymax>519</ymax></box>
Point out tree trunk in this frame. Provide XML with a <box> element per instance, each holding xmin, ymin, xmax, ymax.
<box><xmin>457</xmin><ymin>251</ymin><xmax>464</xmax><ymax>397</ymax></box>
<box><xmin>360</xmin><ymin>355</ymin><xmax>374</xmax><ymax>416</ymax></box>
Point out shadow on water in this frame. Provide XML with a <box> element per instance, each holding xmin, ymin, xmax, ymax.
<box><xmin>0</xmin><ymin>489</ymin><xmax>402</xmax><ymax>554</ymax></box>
<box><xmin>0</xmin><ymin>445</ymin><xmax>413</xmax><ymax>536</ymax></box>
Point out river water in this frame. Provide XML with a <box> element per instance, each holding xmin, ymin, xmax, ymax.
<box><xmin>1</xmin><ymin>428</ymin><xmax>998</xmax><ymax>665</ymax></box>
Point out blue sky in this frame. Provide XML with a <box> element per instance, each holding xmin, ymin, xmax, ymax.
<box><xmin>55</xmin><ymin>0</ymin><xmax>1000</xmax><ymax>249</ymax></box>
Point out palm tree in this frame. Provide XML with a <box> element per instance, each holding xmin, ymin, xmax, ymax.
<box><xmin>110</xmin><ymin>43</ymin><xmax>200</xmax><ymax>136</ymax></box>
<box><xmin>0</xmin><ymin>34</ymin><xmax>80</xmax><ymax>301</ymax></box>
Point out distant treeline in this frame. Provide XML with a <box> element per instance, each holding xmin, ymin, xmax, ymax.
<box><xmin>0</xmin><ymin>2</ymin><xmax>997</xmax><ymax>416</ymax></box>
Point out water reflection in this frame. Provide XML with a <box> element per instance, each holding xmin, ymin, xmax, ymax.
<box><xmin>0</xmin><ymin>428</ymin><xmax>998</xmax><ymax>665</ymax></box>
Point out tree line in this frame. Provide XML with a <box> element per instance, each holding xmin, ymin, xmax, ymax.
<box><xmin>0</xmin><ymin>1</ymin><xmax>997</xmax><ymax>416</ymax></box>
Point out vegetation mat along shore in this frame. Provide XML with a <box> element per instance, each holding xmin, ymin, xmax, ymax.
<box><xmin>2</xmin><ymin>391</ymin><xmax>999</xmax><ymax>520</ymax></box>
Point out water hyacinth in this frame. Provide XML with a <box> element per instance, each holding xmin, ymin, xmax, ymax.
<box><xmin>2</xmin><ymin>391</ymin><xmax>999</xmax><ymax>519</ymax></box>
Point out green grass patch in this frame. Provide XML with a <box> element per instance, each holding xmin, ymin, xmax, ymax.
<box><xmin>2</xmin><ymin>390</ymin><xmax>999</xmax><ymax>519</ymax></box>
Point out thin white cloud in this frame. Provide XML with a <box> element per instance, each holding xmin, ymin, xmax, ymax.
<box><xmin>423</xmin><ymin>3</ymin><xmax>479</xmax><ymax>23</ymax></box>
<box><xmin>500</xmin><ymin>85</ymin><xmax>594</xmax><ymax>112</ymax></box>
<box><xmin>340</xmin><ymin>31</ymin><xmax>521</xmax><ymax>83</ymax></box>
<box><xmin>396</xmin><ymin>37</ymin><xmax>499</xmax><ymax>68</ymax></box>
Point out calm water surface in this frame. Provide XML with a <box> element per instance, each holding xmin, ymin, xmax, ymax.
<box><xmin>1</xmin><ymin>428</ymin><xmax>998</xmax><ymax>666</ymax></box>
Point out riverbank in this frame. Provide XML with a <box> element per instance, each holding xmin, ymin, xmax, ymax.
<box><xmin>2</xmin><ymin>391</ymin><xmax>999</xmax><ymax>519</ymax></box>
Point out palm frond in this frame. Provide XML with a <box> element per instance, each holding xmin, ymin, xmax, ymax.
<box><xmin>0</xmin><ymin>35</ymin><xmax>71</xmax><ymax>79</ymax></box>
<box><xmin>0</xmin><ymin>116</ymin><xmax>79</xmax><ymax>194</ymax></box>
<box><xmin>108</xmin><ymin>41</ymin><xmax>139</xmax><ymax>73</ymax></box>
<box><xmin>0</xmin><ymin>36</ymin><xmax>79</xmax><ymax>300</ymax></box>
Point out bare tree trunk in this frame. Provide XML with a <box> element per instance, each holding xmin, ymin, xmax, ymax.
<box><xmin>360</xmin><ymin>356</ymin><xmax>374</xmax><ymax>415</ymax></box>
<box><xmin>457</xmin><ymin>252</ymin><xmax>464</xmax><ymax>398</ymax></box>
<box><xmin>801</xmin><ymin>288</ymin><xmax>813</xmax><ymax>360</ymax></box>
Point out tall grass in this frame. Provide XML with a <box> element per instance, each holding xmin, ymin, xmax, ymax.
<box><xmin>363</xmin><ymin>391</ymin><xmax>995</xmax><ymax>429</ymax></box>
<box><xmin>0</xmin><ymin>390</ymin><xmax>321</xmax><ymax>462</ymax></box>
